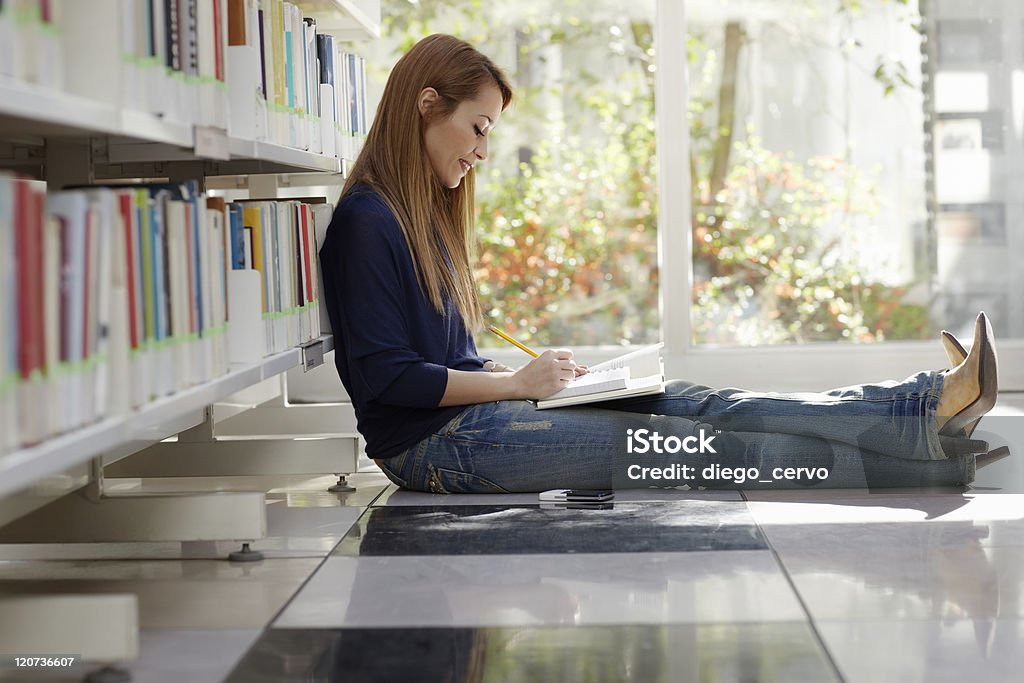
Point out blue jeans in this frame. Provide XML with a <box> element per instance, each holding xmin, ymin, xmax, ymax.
<box><xmin>377</xmin><ymin>372</ymin><xmax>986</xmax><ymax>492</ymax></box>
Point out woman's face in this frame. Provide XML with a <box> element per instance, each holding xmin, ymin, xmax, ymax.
<box><xmin>419</xmin><ymin>84</ymin><xmax>504</xmax><ymax>189</ymax></box>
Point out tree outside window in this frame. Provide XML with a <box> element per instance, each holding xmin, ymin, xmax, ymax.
<box><xmin>363</xmin><ymin>0</ymin><xmax>978</xmax><ymax>349</ymax></box>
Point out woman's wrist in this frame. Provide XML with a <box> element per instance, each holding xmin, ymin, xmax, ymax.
<box><xmin>440</xmin><ymin>367</ymin><xmax>524</xmax><ymax>405</ymax></box>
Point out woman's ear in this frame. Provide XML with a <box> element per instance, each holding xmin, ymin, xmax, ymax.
<box><xmin>417</xmin><ymin>87</ymin><xmax>439</xmax><ymax>118</ymax></box>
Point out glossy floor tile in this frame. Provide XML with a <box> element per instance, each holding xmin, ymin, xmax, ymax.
<box><xmin>333</xmin><ymin>502</ymin><xmax>766</xmax><ymax>556</ymax></box>
<box><xmin>816</xmin><ymin>619</ymin><xmax>1024</xmax><ymax>683</ymax></box>
<box><xmin>275</xmin><ymin>550</ymin><xmax>804</xmax><ymax>628</ymax></box>
<box><xmin>0</xmin><ymin>557</ymin><xmax>324</xmax><ymax>630</ymax></box>
<box><xmin>0</xmin><ymin>630</ymin><xmax>263</xmax><ymax>683</ymax></box>
<box><xmin>774</xmin><ymin>544</ymin><xmax>1024</xmax><ymax>622</ymax></box>
<box><xmin>226</xmin><ymin>623</ymin><xmax>840</xmax><ymax>683</ymax></box>
<box><xmin>128</xmin><ymin>629</ymin><xmax>264</xmax><ymax>683</ymax></box>
<box><xmin>747</xmin><ymin>494</ymin><xmax>1024</xmax><ymax>551</ymax></box>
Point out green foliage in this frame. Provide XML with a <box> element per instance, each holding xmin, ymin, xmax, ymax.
<box><xmin>692</xmin><ymin>136</ymin><xmax>931</xmax><ymax>344</ymax></box>
<box><xmin>474</xmin><ymin>76</ymin><xmax>659</xmax><ymax>346</ymax></box>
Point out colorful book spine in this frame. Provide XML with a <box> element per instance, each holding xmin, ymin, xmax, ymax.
<box><xmin>229</xmin><ymin>203</ymin><xmax>245</xmax><ymax>270</ymax></box>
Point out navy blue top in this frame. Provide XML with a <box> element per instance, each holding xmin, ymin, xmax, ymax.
<box><xmin>319</xmin><ymin>183</ymin><xmax>489</xmax><ymax>458</ymax></box>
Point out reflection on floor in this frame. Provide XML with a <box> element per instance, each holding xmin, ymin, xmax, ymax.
<box><xmin>1</xmin><ymin>404</ymin><xmax>1023</xmax><ymax>682</ymax></box>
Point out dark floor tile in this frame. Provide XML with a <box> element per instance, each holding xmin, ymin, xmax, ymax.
<box><xmin>226</xmin><ymin>623</ymin><xmax>838</xmax><ymax>683</ymax></box>
<box><xmin>332</xmin><ymin>502</ymin><xmax>766</xmax><ymax>556</ymax></box>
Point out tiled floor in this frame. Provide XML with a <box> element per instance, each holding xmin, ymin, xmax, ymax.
<box><xmin>1</xmin><ymin>399</ymin><xmax>1023</xmax><ymax>682</ymax></box>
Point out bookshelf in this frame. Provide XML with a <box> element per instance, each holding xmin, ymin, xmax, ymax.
<box><xmin>0</xmin><ymin>339</ymin><xmax>333</xmax><ymax>503</ymax></box>
<box><xmin>0</xmin><ymin>0</ymin><xmax>377</xmax><ymax>674</ymax></box>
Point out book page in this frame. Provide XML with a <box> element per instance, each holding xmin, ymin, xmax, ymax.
<box><xmin>588</xmin><ymin>343</ymin><xmax>663</xmax><ymax>376</ymax></box>
<box><xmin>543</xmin><ymin>366</ymin><xmax>630</xmax><ymax>400</ymax></box>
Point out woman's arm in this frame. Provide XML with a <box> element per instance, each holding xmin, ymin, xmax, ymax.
<box><xmin>439</xmin><ymin>349</ymin><xmax>579</xmax><ymax>406</ymax></box>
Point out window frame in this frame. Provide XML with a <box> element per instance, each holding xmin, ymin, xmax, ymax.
<box><xmin>483</xmin><ymin>0</ymin><xmax>1023</xmax><ymax>392</ymax></box>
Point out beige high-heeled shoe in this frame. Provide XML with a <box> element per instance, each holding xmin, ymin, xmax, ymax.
<box><xmin>937</xmin><ymin>312</ymin><xmax>998</xmax><ymax>438</ymax></box>
<box><xmin>939</xmin><ymin>329</ymin><xmax>980</xmax><ymax>437</ymax></box>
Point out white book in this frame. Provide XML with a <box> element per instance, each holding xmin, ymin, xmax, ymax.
<box><xmin>311</xmin><ymin>203</ymin><xmax>331</xmax><ymax>336</ymax></box>
<box><xmin>119</xmin><ymin>0</ymin><xmax>141</xmax><ymax>110</ymax></box>
<box><xmin>29</xmin><ymin>2</ymin><xmax>62</xmax><ymax>89</ymax></box>
<box><xmin>0</xmin><ymin>175</ymin><xmax>14</xmax><ymax>453</ymax></box>
<box><xmin>61</xmin><ymin>0</ymin><xmax>121</xmax><ymax>104</ymax></box>
<box><xmin>0</xmin><ymin>4</ymin><xmax>17</xmax><ymax>80</ymax></box>
<box><xmin>535</xmin><ymin>344</ymin><xmax>665</xmax><ymax>410</ymax></box>
<box><xmin>197</xmin><ymin>0</ymin><xmax>216</xmax><ymax>128</ymax></box>
<box><xmin>276</xmin><ymin>202</ymin><xmax>295</xmax><ymax>348</ymax></box>
<box><xmin>243</xmin><ymin>228</ymin><xmax>253</xmax><ymax>270</ymax></box>
<box><xmin>198</xmin><ymin>204</ymin><xmax>214</xmax><ymax>379</ymax></box>
<box><xmin>84</xmin><ymin>189</ymin><xmax>117</xmax><ymax>422</ymax></box>
<box><xmin>106</xmin><ymin>195</ymin><xmax>131</xmax><ymax>417</ymax></box>
<box><xmin>265</xmin><ymin>202</ymin><xmax>280</xmax><ymax>351</ymax></box>
<box><xmin>215</xmin><ymin>0</ymin><xmax>230</xmax><ymax>128</ymax></box>
<box><xmin>166</xmin><ymin>199</ymin><xmax>190</xmax><ymax>390</ymax></box>
<box><xmin>149</xmin><ymin>0</ymin><xmax>171</xmax><ymax>117</ymax></box>
<box><xmin>207</xmin><ymin>206</ymin><xmax>227</xmax><ymax>375</ymax></box>
<box><xmin>43</xmin><ymin>216</ymin><xmax>62</xmax><ymax>438</ymax></box>
<box><xmin>47</xmin><ymin>192</ymin><xmax>89</xmax><ymax>429</ymax></box>
<box><xmin>77</xmin><ymin>204</ymin><xmax>100</xmax><ymax>427</ymax></box>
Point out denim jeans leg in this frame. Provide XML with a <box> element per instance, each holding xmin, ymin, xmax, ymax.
<box><xmin>385</xmin><ymin>395</ymin><xmax>973</xmax><ymax>493</ymax></box>
<box><xmin>604</xmin><ymin>372</ymin><xmax>948</xmax><ymax>461</ymax></box>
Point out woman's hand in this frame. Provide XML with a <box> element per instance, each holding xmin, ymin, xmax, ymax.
<box><xmin>483</xmin><ymin>360</ymin><xmax>514</xmax><ymax>373</ymax></box>
<box><xmin>512</xmin><ymin>349</ymin><xmax>579</xmax><ymax>399</ymax></box>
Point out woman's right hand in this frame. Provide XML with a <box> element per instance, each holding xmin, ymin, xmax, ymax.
<box><xmin>512</xmin><ymin>349</ymin><xmax>579</xmax><ymax>399</ymax></box>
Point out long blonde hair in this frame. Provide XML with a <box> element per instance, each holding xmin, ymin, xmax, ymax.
<box><xmin>341</xmin><ymin>34</ymin><xmax>513</xmax><ymax>332</ymax></box>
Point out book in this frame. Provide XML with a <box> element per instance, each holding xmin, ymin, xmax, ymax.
<box><xmin>534</xmin><ymin>343</ymin><xmax>665</xmax><ymax>410</ymax></box>
<box><xmin>227</xmin><ymin>0</ymin><xmax>247</xmax><ymax>45</ymax></box>
<box><xmin>228</xmin><ymin>203</ymin><xmax>245</xmax><ymax>269</ymax></box>
<box><xmin>0</xmin><ymin>175</ymin><xmax>17</xmax><ymax>453</ymax></box>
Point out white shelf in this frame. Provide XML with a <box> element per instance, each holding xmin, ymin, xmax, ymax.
<box><xmin>0</xmin><ymin>80</ymin><xmax>344</xmax><ymax>175</ymax></box>
<box><xmin>0</xmin><ymin>79</ymin><xmax>196</xmax><ymax>148</ymax></box>
<box><xmin>101</xmin><ymin>134</ymin><xmax>343</xmax><ymax>176</ymax></box>
<box><xmin>0</xmin><ymin>79</ymin><xmax>122</xmax><ymax>138</ymax></box>
<box><xmin>118</xmin><ymin>110</ymin><xmax>195</xmax><ymax>149</ymax></box>
<box><xmin>0</xmin><ymin>339</ymin><xmax>333</xmax><ymax>500</ymax></box>
<box><xmin>228</xmin><ymin>137</ymin><xmax>342</xmax><ymax>174</ymax></box>
<box><xmin>296</xmin><ymin>0</ymin><xmax>381</xmax><ymax>40</ymax></box>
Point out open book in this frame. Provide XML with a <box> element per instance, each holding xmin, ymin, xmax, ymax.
<box><xmin>535</xmin><ymin>343</ymin><xmax>665</xmax><ymax>409</ymax></box>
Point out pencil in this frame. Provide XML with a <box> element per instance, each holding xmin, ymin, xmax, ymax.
<box><xmin>486</xmin><ymin>325</ymin><xmax>540</xmax><ymax>357</ymax></box>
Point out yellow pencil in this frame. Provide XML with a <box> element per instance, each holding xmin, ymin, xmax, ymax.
<box><xmin>486</xmin><ymin>325</ymin><xmax>539</xmax><ymax>358</ymax></box>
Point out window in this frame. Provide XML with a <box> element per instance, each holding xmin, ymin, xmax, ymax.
<box><xmin>683</xmin><ymin>0</ymin><xmax>1024</xmax><ymax>351</ymax></box>
<box><xmin>354</xmin><ymin>1</ymin><xmax>1022</xmax><ymax>389</ymax></box>
<box><xmin>686</xmin><ymin>0</ymin><xmax>929</xmax><ymax>345</ymax></box>
<box><xmin>359</xmin><ymin>0</ymin><xmax>659</xmax><ymax>348</ymax></box>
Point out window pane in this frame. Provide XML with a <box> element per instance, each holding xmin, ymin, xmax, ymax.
<box><xmin>360</xmin><ymin>0</ymin><xmax>660</xmax><ymax>347</ymax></box>
<box><xmin>927</xmin><ymin>1</ymin><xmax>1024</xmax><ymax>345</ymax></box>
<box><xmin>687</xmin><ymin>0</ymin><xmax>1022</xmax><ymax>346</ymax></box>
